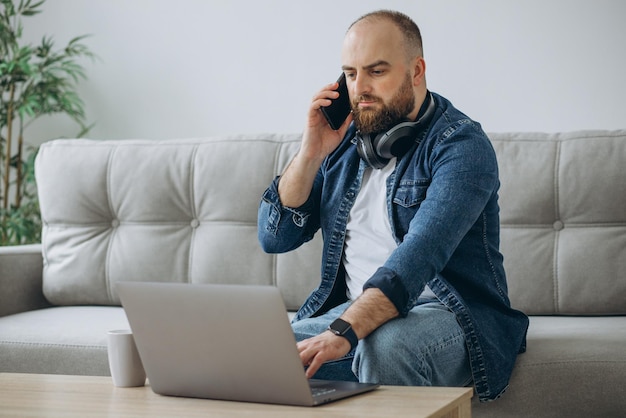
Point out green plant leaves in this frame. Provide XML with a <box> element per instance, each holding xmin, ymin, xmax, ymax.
<box><xmin>0</xmin><ymin>0</ymin><xmax>94</xmax><ymax>245</ymax></box>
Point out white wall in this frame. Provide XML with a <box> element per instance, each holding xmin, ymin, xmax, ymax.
<box><xmin>23</xmin><ymin>0</ymin><xmax>626</xmax><ymax>143</ymax></box>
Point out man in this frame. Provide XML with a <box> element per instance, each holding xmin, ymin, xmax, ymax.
<box><xmin>257</xmin><ymin>10</ymin><xmax>528</xmax><ymax>402</ymax></box>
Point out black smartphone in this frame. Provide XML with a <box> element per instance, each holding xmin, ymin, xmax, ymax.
<box><xmin>320</xmin><ymin>73</ymin><xmax>351</xmax><ymax>130</ymax></box>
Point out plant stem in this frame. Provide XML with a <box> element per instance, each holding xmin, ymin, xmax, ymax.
<box><xmin>3</xmin><ymin>82</ymin><xmax>15</xmax><ymax>211</ymax></box>
<box><xmin>14</xmin><ymin>129</ymin><xmax>23</xmax><ymax>208</ymax></box>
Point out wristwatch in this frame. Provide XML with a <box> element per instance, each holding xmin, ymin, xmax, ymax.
<box><xmin>327</xmin><ymin>318</ymin><xmax>358</xmax><ymax>350</ymax></box>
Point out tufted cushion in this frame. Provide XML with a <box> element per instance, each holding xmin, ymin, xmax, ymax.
<box><xmin>36</xmin><ymin>135</ymin><xmax>322</xmax><ymax>310</ymax></box>
<box><xmin>36</xmin><ymin>131</ymin><xmax>626</xmax><ymax>315</ymax></box>
<box><xmin>492</xmin><ymin>130</ymin><xmax>626</xmax><ymax>315</ymax></box>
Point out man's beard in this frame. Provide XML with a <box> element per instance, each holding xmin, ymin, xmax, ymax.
<box><xmin>351</xmin><ymin>73</ymin><xmax>416</xmax><ymax>135</ymax></box>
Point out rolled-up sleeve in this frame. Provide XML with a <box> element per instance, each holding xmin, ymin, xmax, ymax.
<box><xmin>257</xmin><ymin>175</ymin><xmax>320</xmax><ymax>254</ymax></box>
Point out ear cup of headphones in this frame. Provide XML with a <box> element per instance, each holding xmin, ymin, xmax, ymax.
<box><xmin>374</xmin><ymin>121</ymin><xmax>420</xmax><ymax>159</ymax></box>
<box><xmin>356</xmin><ymin>133</ymin><xmax>389</xmax><ymax>169</ymax></box>
<box><xmin>355</xmin><ymin>92</ymin><xmax>436</xmax><ymax>169</ymax></box>
<box><xmin>356</xmin><ymin>122</ymin><xmax>418</xmax><ymax>169</ymax></box>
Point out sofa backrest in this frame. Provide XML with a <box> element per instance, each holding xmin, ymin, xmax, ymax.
<box><xmin>492</xmin><ymin>130</ymin><xmax>626</xmax><ymax>315</ymax></box>
<box><xmin>35</xmin><ymin>130</ymin><xmax>626</xmax><ymax>314</ymax></box>
<box><xmin>36</xmin><ymin>135</ymin><xmax>320</xmax><ymax>311</ymax></box>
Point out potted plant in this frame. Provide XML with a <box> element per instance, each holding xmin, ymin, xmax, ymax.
<box><xmin>0</xmin><ymin>0</ymin><xmax>94</xmax><ymax>245</ymax></box>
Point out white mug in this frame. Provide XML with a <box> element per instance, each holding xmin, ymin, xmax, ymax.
<box><xmin>107</xmin><ymin>329</ymin><xmax>146</xmax><ymax>387</ymax></box>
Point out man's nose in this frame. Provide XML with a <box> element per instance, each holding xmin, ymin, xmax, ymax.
<box><xmin>352</xmin><ymin>74</ymin><xmax>370</xmax><ymax>97</ymax></box>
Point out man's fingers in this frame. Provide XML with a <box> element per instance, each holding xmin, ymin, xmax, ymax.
<box><xmin>305</xmin><ymin>354</ymin><xmax>325</xmax><ymax>379</ymax></box>
<box><xmin>311</xmin><ymin>84</ymin><xmax>340</xmax><ymax>107</ymax></box>
<box><xmin>297</xmin><ymin>332</ymin><xmax>352</xmax><ymax>379</ymax></box>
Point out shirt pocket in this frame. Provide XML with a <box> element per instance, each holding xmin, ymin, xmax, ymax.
<box><xmin>393</xmin><ymin>179</ymin><xmax>430</xmax><ymax>208</ymax></box>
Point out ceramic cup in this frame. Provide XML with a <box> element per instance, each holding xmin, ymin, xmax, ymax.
<box><xmin>107</xmin><ymin>329</ymin><xmax>146</xmax><ymax>387</ymax></box>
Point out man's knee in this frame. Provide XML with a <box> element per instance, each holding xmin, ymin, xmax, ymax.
<box><xmin>352</xmin><ymin>313</ymin><xmax>471</xmax><ymax>387</ymax></box>
<box><xmin>352</xmin><ymin>324</ymin><xmax>431</xmax><ymax>385</ymax></box>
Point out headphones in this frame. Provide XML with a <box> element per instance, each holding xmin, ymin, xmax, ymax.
<box><xmin>355</xmin><ymin>93</ymin><xmax>436</xmax><ymax>169</ymax></box>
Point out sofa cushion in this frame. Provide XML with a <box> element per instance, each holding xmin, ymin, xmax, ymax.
<box><xmin>36</xmin><ymin>135</ymin><xmax>321</xmax><ymax>310</ymax></box>
<box><xmin>491</xmin><ymin>130</ymin><xmax>626</xmax><ymax>314</ymax></box>
<box><xmin>472</xmin><ymin>316</ymin><xmax>626</xmax><ymax>417</ymax></box>
<box><xmin>36</xmin><ymin>131</ymin><xmax>626</xmax><ymax>315</ymax></box>
<box><xmin>0</xmin><ymin>306</ymin><xmax>129</xmax><ymax>375</ymax></box>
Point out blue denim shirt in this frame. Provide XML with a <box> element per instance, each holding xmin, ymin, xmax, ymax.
<box><xmin>258</xmin><ymin>92</ymin><xmax>529</xmax><ymax>402</ymax></box>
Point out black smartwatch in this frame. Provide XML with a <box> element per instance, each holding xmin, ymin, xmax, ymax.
<box><xmin>327</xmin><ymin>318</ymin><xmax>358</xmax><ymax>350</ymax></box>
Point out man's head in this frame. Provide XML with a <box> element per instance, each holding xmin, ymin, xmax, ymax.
<box><xmin>342</xmin><ymin>10</ymin><xmax>427</xmax><ymax>135</ymax></box>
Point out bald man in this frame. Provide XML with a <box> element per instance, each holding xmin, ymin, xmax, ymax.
<box><xmin>258</xmin><ymin>10</ymin><xmax>528</xmax><ymax>403</ymax></box>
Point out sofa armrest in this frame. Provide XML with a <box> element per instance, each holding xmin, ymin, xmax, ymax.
<box><xmin>0</xmin><ymin>244</ymin><xmax>50</xmax><ymax>317</ymax></box>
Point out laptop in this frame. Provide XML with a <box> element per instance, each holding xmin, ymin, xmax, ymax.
<box><xmin>116</xmin><ymin>282</ymin><xmax>379</xmax><ymax>406</ymax></box>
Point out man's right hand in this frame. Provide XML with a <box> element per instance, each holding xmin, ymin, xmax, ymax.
<box><xmin>301</xmin><ymin>81</ymin><xmax>353</xmax><ymax>163</ymax></box>
<box><xmin>277</xmin><ymin>81</ymin><xmax>353</xmax><ymax>208</ymax></box>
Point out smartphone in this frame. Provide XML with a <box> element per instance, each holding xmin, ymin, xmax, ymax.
<box><xmin>320</xmin><ymin>73</ymin><xmax>351</xmax><ymax>130</ymax></box>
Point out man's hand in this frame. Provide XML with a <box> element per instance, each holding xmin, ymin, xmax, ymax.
<box><xmin>297</xmin><ymin>330</ymin><xmax>352</xmax><ymax>379</ymax></box>
<box><xmin>277</xmin><ymin>81</ymin><xmax>353</xmax><ymax>208</ymax></box>
<box><xmin>297</xmin><ymin>288</ymin><xmax>399</xmax><ymax>379</ymax></box>
<box><xmin>300</xmin><ymin>81</ymin><xmax>353</xmax><ymax>164</ymax></box>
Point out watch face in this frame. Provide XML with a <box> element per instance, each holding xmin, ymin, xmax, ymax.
<box><xmin>330</xmin><ymin>318</ymin><xmax>352</xmax><ymax>335</ymax></box>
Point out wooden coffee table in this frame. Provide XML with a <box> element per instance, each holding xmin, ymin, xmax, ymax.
<box><xmin>0</xmin><ymin>373</ymin><xmax>472</xmax><ymax>417</ymax></box>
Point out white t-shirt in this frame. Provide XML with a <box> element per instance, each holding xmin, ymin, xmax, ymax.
<box><xmin>343</xmin><ymin>159</ymin><xmax>435</xmax><ymax>301</ymax></box>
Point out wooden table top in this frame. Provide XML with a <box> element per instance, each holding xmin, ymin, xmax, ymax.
<box><xmin>0</xmin><ymin>373</ymin><xmax>473</xmax><ymax>417</ymax></box>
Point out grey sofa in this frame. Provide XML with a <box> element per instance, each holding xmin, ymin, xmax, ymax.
<box><xmin>1</xmin><ymin>130</ymin><xmax>625</xmax><ymax>417</ymax></box>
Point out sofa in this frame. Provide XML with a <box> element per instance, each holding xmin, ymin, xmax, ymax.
<box><xmin>1</xmin><ymin>130</ymin><xmax>625</xmax><ymax>417</ymax></box>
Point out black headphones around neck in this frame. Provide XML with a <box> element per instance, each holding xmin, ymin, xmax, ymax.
<box><xmin>355</xmin><ymin>93</ymin><xmax>436</xmax><ymax>169</ymax></box>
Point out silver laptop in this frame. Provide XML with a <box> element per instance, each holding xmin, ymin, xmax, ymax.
<box><xmin>116</xmin><ymin>282</ymin><xmax>378</xmax><ymax>406</ymax></box>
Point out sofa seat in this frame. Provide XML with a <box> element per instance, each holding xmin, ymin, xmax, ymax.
<box><xmin>0</xmin><ymin>306</ymin><xmax>128</xmax><ymax>375</ymax></box>
<box><xmin>473</xmin><ymin>316</ymin><xmax>626</xmax><ymax>417</ymax></box>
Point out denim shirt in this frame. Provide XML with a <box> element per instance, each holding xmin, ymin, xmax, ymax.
<box><xmin>258</xmin><ymin>92</ymin><xmax>529</xmax><ymax>402</ymax></box>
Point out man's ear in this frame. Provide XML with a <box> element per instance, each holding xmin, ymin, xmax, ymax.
<box><xmin>412</xmin><ymin>57</ymin><xmax>426</xmax><ymax>87</ymax></box>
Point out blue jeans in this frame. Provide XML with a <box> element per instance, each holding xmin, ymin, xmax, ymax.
<box><xmin>292</xmin><ymin>300</ymin><xmax>473</xmax><ymax>387</ymax></box>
